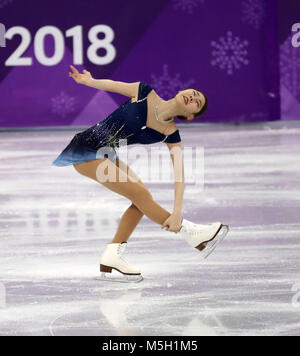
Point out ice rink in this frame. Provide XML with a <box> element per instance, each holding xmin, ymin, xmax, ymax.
<box><xmin>0</xmin><ymin>122</ymin><xmax>300</xmax><ymax>336</ymax></box>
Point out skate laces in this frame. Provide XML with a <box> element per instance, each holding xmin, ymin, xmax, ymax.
<box><xmin>117</xmin><ymin>243</ymin><xmax>129</xmax><ymax>264</ymax></box>
<box><xmin>183</xmin><ymin>220</ymin><xmax>211</xmax><ymax>231</ymax></box>
<box><xmin>185</xmin><ymin>223</ymin><xmax>213</xmax><ymax>237</ymax></box>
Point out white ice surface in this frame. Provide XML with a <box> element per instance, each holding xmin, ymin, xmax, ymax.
<box><xmin>0</xmin><ymin>122</ymin><xmax>300</xmax><ymax>336</ymax></box>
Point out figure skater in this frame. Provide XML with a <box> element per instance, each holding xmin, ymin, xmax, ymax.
<box><xmin>52</xmin><ymin>65</ymin><xmax>229</xmax><ymax>282</ymax></box>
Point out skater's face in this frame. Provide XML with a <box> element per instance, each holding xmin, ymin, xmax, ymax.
<box><xmin>176</xmin><ymin>89</ymin><xmax>206</xmax><ymax>120</ymax></box>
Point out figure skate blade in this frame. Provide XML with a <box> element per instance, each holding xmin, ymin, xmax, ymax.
<box><xmin>203</xmin><ymin>225</ymin><xmax>229</xmax><ymax>259</ymax></box>
<box><xmin>95</xmin><ymin>271</ymin><xmax>144</xmax><ymax>283</ymax></box>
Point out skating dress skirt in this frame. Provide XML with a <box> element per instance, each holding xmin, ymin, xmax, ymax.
<box><xmin>52</xmin><ymin>82</ymin><xmax>181</xmax><ymax>167</ymax></box>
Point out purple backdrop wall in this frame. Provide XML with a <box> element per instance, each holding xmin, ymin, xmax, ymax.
<box><xmin>0</xmin><ymin>0</ymin><xmax>285</xmax><ymax>127</ymax></box>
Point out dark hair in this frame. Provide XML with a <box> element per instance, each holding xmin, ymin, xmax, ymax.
<box><xmin>177</xmin><ymin>90</ymin><xmax>208</xmax><ymax>121</ymax></box>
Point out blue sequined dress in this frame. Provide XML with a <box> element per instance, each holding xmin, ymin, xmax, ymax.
<box><xmin>52</xmin><ymin>82</ymin><xmax>181</xmax><ymax>166</ymax></box>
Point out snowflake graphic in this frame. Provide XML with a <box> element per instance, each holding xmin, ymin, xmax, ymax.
<box><xmin>211</xmin><ymin>31</ymin><xmax>249</xmax><ymax>75</ymax></box>
<box><xmin>0</xmin><ymin>0</ymin><xmax>13</xmax><ymax>8</ymax></box>
<box><xmin>51</xmin><ymin>91</ymin><xmax>75</xmax><ymax>118</ymax></box>
<box><xmin>172</xmin><ymin>0</ymin><xmax>204</xmax><ymax>15</ymax></box>
<box><xmin>241</xmin><ymin>0</ymin><xmax>265</xmax><ymax>30</ymax></box>
<box><xmin>151</xmin><ymin>64</ymin><xmax>195</xmax><ymax>100</ymax></box>
<box><xmin>280</xmin><ymin>34</ymin><xmax>300</xmax><ymax>100</ymax></box>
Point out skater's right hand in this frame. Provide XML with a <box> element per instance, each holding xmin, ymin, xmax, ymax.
<box><xmin>69</xmin><ymin>65</ymin><xmax>93</xmax><ymax>85</ymax></box>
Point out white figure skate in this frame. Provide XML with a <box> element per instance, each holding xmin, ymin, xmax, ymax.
<box><xmin>180</xmin><ymin>218</ymin><xmax>229</xmax><ymax>259</ymax></box>
<box><xmin>97</xmin><ymin>242</ymin><xmax>143</xmax><ymax>283</ymax></box>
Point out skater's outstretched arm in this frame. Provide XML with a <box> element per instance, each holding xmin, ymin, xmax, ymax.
<box><xmin>68</xmin><ymin>65</ymin><xmax>139</xmax><ymax>99</ymax></box>
<box><xmin>161</xmin><ymin>142</ymin><xmax>184</xmax><ymax>233</ymax></box>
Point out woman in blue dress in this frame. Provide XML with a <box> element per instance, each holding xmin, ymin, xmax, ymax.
<box><xmin>52</xmin><ymin>65</ymin><xmax>229</xmax><ymax>282</ymax></box>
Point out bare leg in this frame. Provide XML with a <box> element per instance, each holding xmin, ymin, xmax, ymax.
<box><xmin>110</xmin><ymin>159</ymin><xmax>144</xmax><ymax>243</ymax></box>
<box><xmin>73</xmin><ymin>158</ymin><xmax>172</xmax><ymax>238</ymax></box>
<box><xmin>112</xmin><ymin>203</ymin><xmax>144</xmax><ymax>243</ymax></box>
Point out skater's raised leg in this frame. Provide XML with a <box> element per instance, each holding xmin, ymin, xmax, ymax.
<box><xmin>73</xmin><ymin>158</ymin><xmax>229</xmax><ymax>269</ymax></box>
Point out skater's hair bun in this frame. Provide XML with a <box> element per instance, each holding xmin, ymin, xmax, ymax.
<box><xmin>177</xmin><ymin>90</ymin><xmax>208</xmax><ymax>121</ymax></box>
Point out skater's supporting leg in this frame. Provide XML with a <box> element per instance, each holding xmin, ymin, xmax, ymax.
<box><xmin>73</xmin><ymin>158</ymin><xmax>171</xmax><ymax>226</ymax></box>
<box><xmin>111</xmin><ymin>159</ymin><xmax>144</xmax><ymax>243</ymax></box>
<box><xmin>112</xmin><ymin>203</ymin><xmax>144</xmax><ymax>243</ymax></box>
<box><xmin>99</xmin><ymin>242</ymin><xmax>143</xmax><ymax>282</ymax></box>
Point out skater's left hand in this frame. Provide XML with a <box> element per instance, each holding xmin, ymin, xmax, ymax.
<box><xmin>161</xmin><ymin>213</ymin><xmax>182</xmax><ymax>233</ymax></box>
